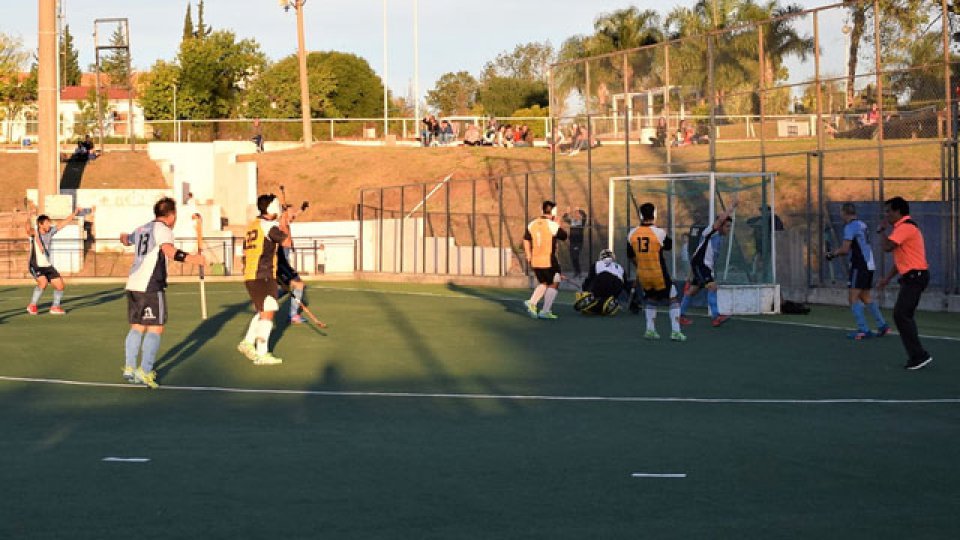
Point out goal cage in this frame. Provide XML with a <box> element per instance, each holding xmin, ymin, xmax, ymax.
<box><xmin>608</xmin><ymin>172</ymin><xmax>780</xmax><ymax>315</ymax></box>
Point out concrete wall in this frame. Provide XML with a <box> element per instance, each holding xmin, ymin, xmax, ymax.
<box><xmin>147</xmin><ymin>142</ymin><xmax>257</xmax><ymax>228</ymax></box>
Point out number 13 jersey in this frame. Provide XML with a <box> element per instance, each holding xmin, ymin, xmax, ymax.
<box><xmin>126</xmin><ymin>220</ymin><xmax>175</xmax><ymax>292</ymax></box>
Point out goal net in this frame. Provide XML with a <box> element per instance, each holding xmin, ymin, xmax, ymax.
<box><xmin>608</xmin><ymin>172</ymin><xmax>780</xmax><ymax>315</ymax></box>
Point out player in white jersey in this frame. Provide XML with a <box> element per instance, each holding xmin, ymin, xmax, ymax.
<box><xmin>678</xmin><ymin>201</ymin><xmax>738</xmax><ymax>327</ymax></box>
<box><xmin>25</xmin><ymin>208</ymin><xmax>84</xmax><ymax>315</ymax></box>
<box><xmin>120</xmin><ymin>197</ymin><xmax>206</xmax><ymax>388</ymax></box>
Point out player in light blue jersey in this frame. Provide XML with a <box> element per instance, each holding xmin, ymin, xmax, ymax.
<box><xmin>826</xmin><ymin>203</ymin><xmax>890</xmax><ymax>340</ymax></box>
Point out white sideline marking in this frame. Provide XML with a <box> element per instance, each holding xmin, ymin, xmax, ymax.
<box><xmin>1</xmin><ymin>376</ymin><xmax>958</xmax><ymax>404</ymax></box>
<box><xmin>632</xmin><ymin>473</ymin><xmax>686</xmax><ymax>479</ymax></box>
<box><xmin>102</xmin><ymin>457</ymin><xmax>150</xmax><ymax>463</ymax></box>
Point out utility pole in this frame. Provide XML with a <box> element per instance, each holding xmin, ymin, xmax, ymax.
<box><xmin>281</xmin><ymin>0</ymin><xmax>312</xmax><ymax>149</ymax></box>
<box><xmin>38</xmin><ymin>0</ymin><xmax>59</xmax><ymax>213</ymax></box>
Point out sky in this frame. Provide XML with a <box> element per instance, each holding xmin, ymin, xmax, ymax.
<box><xmin>5</xmin><ymin>0</ymin><xmax>849</xmax><ymax>100</ymax></box>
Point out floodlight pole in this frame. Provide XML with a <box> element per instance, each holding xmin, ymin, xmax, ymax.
<box><xmin>284</xmin><ymin>0</ymin><xmax>312</xmax><ymax>149</ymax></box>
<box><xmin>413</xmin><ymin>0</ymin><xmax>420</xmax><ymax>130</ymax></box>
<box><xmin>38</xmin><ymin>0</ymin><xmax>59</xmax><ymax>213</ymax></box>
<box><xmin>383</xmin><ymin>0</ymin><xmax>389</xmax><ymax>142</ymax></box>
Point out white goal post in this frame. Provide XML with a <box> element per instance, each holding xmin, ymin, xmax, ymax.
<box><xmin>608</xmin><ymin>171</ymin><xmax>780</xmax><ymax>315</ymax></box>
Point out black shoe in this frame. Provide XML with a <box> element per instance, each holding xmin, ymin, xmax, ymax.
<box><xmin>905</xmin><ymin>356</ymin><xmax>933</xmax><ymax>370</ymax></box>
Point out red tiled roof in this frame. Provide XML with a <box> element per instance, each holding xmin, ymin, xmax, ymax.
<box><xmin>61</xmin><ymin>86</ymin><xmax>133</xmax><ymax>101</ymax></box>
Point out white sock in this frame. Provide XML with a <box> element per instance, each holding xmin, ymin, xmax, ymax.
<box><xmin>670</xmin><ymin>303</ymin><xmax>681</xmax><ymax>333</ymax></box>
<box><xmin>542</xmin><ymin>288</ymin><xmax>558</xmax><ymax>313</ymax></box>
<box><xmin>645</xmin><ymin>306</ymin><xmax>657</xmax><ymax>332</ymax></box>
<box><xmin>255</xmin><ymin>318</ymin><xmax>273</xmax><ymax>356</ymax></box>
<box><xmin>529</xmin><ymin>284</ymin><xmax>547</xmax><ymax>306</ymax></box>
<box><xmin>244</xmin><ymin>314</ymin><xmax>260</xmax><ymax>343</ymax></box>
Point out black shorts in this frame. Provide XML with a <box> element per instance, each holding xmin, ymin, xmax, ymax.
<box><xmin>30</xmin><ymin>265</ymin><xmax>61</xmax><ymax>282</ymax></box>
<box><xmin>277</xmin><ymin>248</ymin><xmax>301</xmax><ymax>289</ymax></box>
<box><xmin>590</xmin><ymin>273</ymin><xmax>624</xmax><ymax>300</ymax></box>
<box><xmin>127</xmin><ymin>290</ymin><xmax>167</xmax><ymax>326</ymax></box>
<box><xmin>533</xmin><ymin>267</ymin><xmax>560</xmax><ymax>285</ymax></box>
<box><xmin>690</xmin><ymin>262</ymin><xmax>715</xmax><ymax>287</ymax></box>
<box><xmin>848</xmin><ymin>267</ymin><xmax>874</xmax><ymax>290</ymax></box>
<box><xmin>642</xmin><ymin>283</ymin><xmax>678</xmax><ymax>304</ymax></box>
<box><xmin>245</xmin><ymin>278</ymin><xmax>279</xmax><ymax>312</ymax></box>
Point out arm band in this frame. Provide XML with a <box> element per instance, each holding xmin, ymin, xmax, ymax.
<box><xmin>174</xmin><ymin>249</ymin><xmax>188</xmax><ymax>262</ymax></box>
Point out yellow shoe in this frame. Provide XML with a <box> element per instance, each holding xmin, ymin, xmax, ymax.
<box><xmin>134</xmin><ymin>368</ymin><xmax>159</xmax><ymax>389</ymax></box>
<box><xmin>253</xmin><ymin>352</ymin><xmax>283</xmax><ymax>366</ymax></box>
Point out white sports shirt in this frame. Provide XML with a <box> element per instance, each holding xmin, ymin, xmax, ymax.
<box><xmin>126</xmin><ymin>220</ymin><xmax>175</xmax><ymax>292</ymax></box>
<box><xmin>594</xmin><ymin>258</ymin><xmax>624</xmax><ymax>281</ymax></box>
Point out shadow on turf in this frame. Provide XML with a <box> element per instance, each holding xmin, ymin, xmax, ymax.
<box><xmin>154</xmin><ymin>301</ymin><xmax>250</xmax><ymax>379</ymax></box>
<box><xmin>0</xmin><ymin>287</ymin><xmax>125</xmax><ymax>323</ymax></box>
<box><xmin>445</xmin><ymin>283</ymin><xmax>528</xmax><ymax>315</ymax></box>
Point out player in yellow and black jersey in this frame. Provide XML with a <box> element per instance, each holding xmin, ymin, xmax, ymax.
<box><xmin>627</xmin><ymin>202</ymin><xmax>686</xmax><ymax>341</ymax></box>
<box><xmin>522</xmin><ymin>200</ymin><xmax>568</xmax><ymax>319</ymax></box>
<box><xmin>237</xmin><ymin>194</ymin><xmax>288</xmax><ymax>365</ymax></box>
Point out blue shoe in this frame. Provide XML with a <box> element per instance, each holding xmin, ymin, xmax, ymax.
<box><xmin>847</xmin><ymin>330</ymin><xmax>875</xmax><ymax>341</ymax></box>
<box><xmin>876</xmin><ymin>325</ymin><xmax>891</xmax><ymax>337</ymax></box>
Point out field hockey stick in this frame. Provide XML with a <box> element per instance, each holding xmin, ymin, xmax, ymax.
<box><xmin>193</xmin><ymin>214</ymin><xmax>208</xmax><ymax>320</ymax></box>
<box><xmin>297</xmin><ymin>300</ymin><xmax>327</xmax><ymax>328</ymax></box>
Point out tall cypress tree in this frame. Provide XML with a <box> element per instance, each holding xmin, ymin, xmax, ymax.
<box><xmin>60</xmin><ymin>24</ymin><xmax>81</xmax><ymax>86</ymax></box>
<box><xmin>182</xmin><ymin>2</ymin><xmax>194</xmax><ymax>42</ymax></box>
<box><xmin>195</xmin><ymin>0</ymin><xmax>211</xmax><ymax>39</ymax></box>
<box><xmin>99</xmin><ymin>26</ymin><xmax>131</xmax><ymax>89</ymax></box>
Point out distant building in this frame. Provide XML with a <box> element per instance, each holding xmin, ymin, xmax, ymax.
<box><xmin>1</xmin><ymin>72</ymin><xmax>145</xmax><ymax>145</ymax></box>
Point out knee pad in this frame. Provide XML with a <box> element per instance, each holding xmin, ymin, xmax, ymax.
<box><xmin>263</xmin><ymin>295</ymin><xmax>280</xmax><ymax>312</ymax></box>
<box><xmin>602</xmin><ymin>297</ymin><xmax>621</xmax><ymax>316</ymax></box>
<box><xmin>574</xmin><ymin>292</ymin><xmax>597</xmax><ymax>313</ymax></box>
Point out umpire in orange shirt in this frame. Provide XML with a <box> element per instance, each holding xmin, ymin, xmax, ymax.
<box><xmin>877</xmin><ymin>196</ymin><xmax>933</xmax><ymax>370</ymax></box>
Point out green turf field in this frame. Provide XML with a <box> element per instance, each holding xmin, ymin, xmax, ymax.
<box><xmin>1</xmin><ymin>282</ymin><xmax>959</xmax><ymax>539</ymax></box>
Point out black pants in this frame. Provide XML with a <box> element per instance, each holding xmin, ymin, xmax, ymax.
<box><xmin>570</xmin><ymin>241</ymin><xmax>583</xmax><ymax>276</ymax></box>
<box><xmin>893</xmin><ymin>270</ymin><xmax>930</xmax><ymax>363</ymax></box>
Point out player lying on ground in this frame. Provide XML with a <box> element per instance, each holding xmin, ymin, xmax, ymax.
<box><xmin>628</xmin><ymin>202</ymin><xmax>686</xmax><ymax>341</ymax></box>
<box><xmin>574</xmin><ymin>249</ymin><xmax>625</xmax><ymax>316</ymax></box>
<box><xmin>825</xmin><ymin>202</ymin><xmax>891</xmax><ymax>340</ymax></box>
<box><xmin>25</xmin><ymin>207</ymin><xmax>89</xmax><ymax>315</ymax></box>
<box><xmin>678</xmin><ymin>201</ymin><xmax>738</xmax><ymax>328</ymax></box>
<box><xmin>120</xmin><ymin>197</ymin><xmax>206</xmax><ymax>389</ymax></box>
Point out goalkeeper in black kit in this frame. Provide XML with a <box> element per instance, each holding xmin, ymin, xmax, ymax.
<box><xmin>574</xmin><ymin>249</ymin><xmax>626</xmax><ymax>316</ymax></box>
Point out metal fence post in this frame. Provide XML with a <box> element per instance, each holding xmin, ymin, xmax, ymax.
<box><xmin>378</xmin><ymin>187</ymin><xmax>384</xmax><ymax>273</ymax></box>
<box><xmin>399</xmin><ymin>185</ymin><xmax>405</xmax><ymax>273</ymax></box>
<box><xmin>445</xmin><ymin>179</ymin><xmax>451</xmax><ymax>275</ymax></box>
<box><xmin>422</xmin><ymin>183</ymin><xmax>427</xmax><ymax>274</ymax></box>
<box><xmin>498</xmin><ymin>178</ymin><xmax>504</xmax><ymax>277</ymax></box>
<box><xmin>358</xmin><ymin>190</ymin><xmax>364</xmax><ymax>272</ymax></box>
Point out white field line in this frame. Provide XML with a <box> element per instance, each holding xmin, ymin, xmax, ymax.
<box><xmin>102</xmin><ymin>457</ymin><xmax>150</xmax><ymax>463</ymax></box>
<box><xmin>1</xmin><ymin>375</ymin><xmax>958</xmax><ymax>404</ymax></box>
<box><xmin>631</xmin><ymin>473</ymin><xmax>687</xmax><ymax>478</ymax></box>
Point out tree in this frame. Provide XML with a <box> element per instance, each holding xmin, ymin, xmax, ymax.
<box><xmin>195</xmin><ymin>0</ymin><xmax>212</xmax><ymax>39</ymax></box>
<box><xmin>426</xmin><ymin>71</ymin><xmax>478</xmax><ymax>115</ymax></box>
<box><xmin>176</xmin><ymin>30</ymin><xmax>266</xmax><ymax>119</ymax></box>
<box><xmin>0</xmin><ymin>34</ymin><xmax>35</xmax><ymax>141</ymax></box>
<box><xmin>477</xmin><ymin>76</ymin><xmax>548</xmax><ymax>117</ymax></box>
<box><xmin>481</xmin><ymin>42</ymin><xmax>555</xmax><ymax>82</ymax></box>
<box><xmin>98</xmin><ymin>25</ymin><xmax>131</xmax><ymax>89</ymax></box>
<box><xmin>138</xmin><ymin>60</ymin><xmax>180</xmax><ymax>121</ymax></box>
<box><xmin>843</xmin><ymin>0</ymin><xmax>930</xmax><ymax>108</ymax></box>
<box><xmin>60</xmin><ymin>25</ymin><xmax>81</xmax><ymax>87</ymax></box>
<box><xmin>558</xmin><ymin>7</ymin><xmax>665</xmax><ymax>113</ymax></box>
<box><xmin>182</xmin><ymin>2</ymin><xmax>194</xmax><ymax>42</ymax></box>
<box><xmin>308</xmin><ymin>51</ymin><xmax>386</xmax><ymax>118</ymax></box>
<box><xmin>74</xmin><ymin>87</ymin><xmax>109</xmax><ymax>137</ymax></box>
<box><xmin>243</xmin><ymin>53</ymin><xmax>336</xmax><ymax>119</ymax></box>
